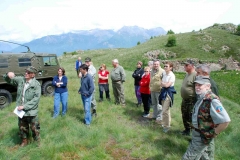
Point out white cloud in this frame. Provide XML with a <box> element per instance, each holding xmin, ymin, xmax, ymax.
<box><xmin>0</xmin><ymin>0</ymin><xmax>238</xmax><ymax>42</ymax></box>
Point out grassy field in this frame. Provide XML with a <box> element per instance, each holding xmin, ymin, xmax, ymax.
<box><xmin>1</xmin><ymin>26</ymin><xmax>240</xmax><ymax>159</ymax></box>
<box><xmin>0</xmin><ymin>59</ymin><xmax>239</xmax><ymax>159</ymax></box>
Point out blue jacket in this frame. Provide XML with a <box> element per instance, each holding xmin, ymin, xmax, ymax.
<box><xmin>75</xmin><ymin>60</ymin><xmax>82</xmax><ymax>70</ymax></box>
<box><xmin>159</xmin><ymin>86</ymin><xmax>177</xmax><ymax>107</ymax></box>
<box><xmin>52</xmin><ymin>75</ymin><xmax>68</xmax><ymax>93</ymax></box>
<box><xmin>78</xmin><ymin>73</ymin><xmax>94</xmax><ymax>97</ymax></box>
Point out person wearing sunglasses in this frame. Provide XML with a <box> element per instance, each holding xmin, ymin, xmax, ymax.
<box><xmin>3</xmin><ymin>66</ymin><xmax>41</xmax><ymax>147</ymax></box>
<box><xmin>159</xmin><ymin>62</ymin><xmax>176</xmax><ymax>133</ymax></box>
<box><xmin>139</xmin><ymin>66</ymin><xmax>151</xmax><ymax>117</ymax></box>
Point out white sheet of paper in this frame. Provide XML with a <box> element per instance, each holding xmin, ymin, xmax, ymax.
<box><xmin>13</xmin><ymin>106</ymin><xmax>25</xmax><ymax>118</ymax></box>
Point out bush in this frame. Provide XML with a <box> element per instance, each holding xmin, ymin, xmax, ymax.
<box><xmin>235</xmin><ymin>25</ymin><xmax>240</xmax><ymax>36</ymax></box>
<box><xmin>71</xmin><ymin>51</ymin><xmax>77</xmax><ymax>55</ymax></box>
<box><xmin>137</xmin><ymin>41</ymin><xmax>141</xmax><ymax>45</ymax></box>
<box><xmin>210</xmin><ymin>49</ymin><xmax>216</xmax><ymax>53</ymax></box>
<box><xmin>166</xmin><ymin>35</ymin><xmax>177</xmax><ymax>47</ymax></box>
<box><xmin>167</xmin><ymin>29</ymin><xmax>175</xmax><ymax>34</ymax></box>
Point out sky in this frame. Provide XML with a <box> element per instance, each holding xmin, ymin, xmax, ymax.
<box><xmin>0</xmin><ymin>0</ymin><xmax>239</xmax><ymax>42</ymax></box>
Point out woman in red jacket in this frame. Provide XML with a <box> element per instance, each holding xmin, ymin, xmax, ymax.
<box><xmin>139</xmin><ymin>66</ymin><xmax>151</xmax><ymax>117</ymax></box>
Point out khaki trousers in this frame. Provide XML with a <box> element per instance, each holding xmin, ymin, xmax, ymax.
<box><xmin>112</xmin><ymin>81</ymin><xmax>125</xmax><ymax>105</ymax></box>
<box><xmin>161</xmin><ymin>96</ymin><xmax>171</xmax><ymax>127</ymax></box>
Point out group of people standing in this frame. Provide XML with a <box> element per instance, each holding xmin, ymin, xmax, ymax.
<box><xmin>132</xmin><ymin>60</ymin><xmax>176</xmax><ymax>133</ymax></box>
<box><xmin>3</xmin><ymin>56</ymin><xmax>231</xmax><ymax>159</ymax></box>
<box><xmin>132</xmin><ymin>59</ymin><xmax>231</xmax><ymax>159</ymax></box>
<box><xmin>178</xmin><ymin>60</ymin><xmax>230</xmax><ymax>159</ymax></box>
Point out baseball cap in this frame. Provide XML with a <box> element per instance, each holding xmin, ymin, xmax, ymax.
<box><xmin>194</xmin><ymin>76</ymin><xmax>210</xmax><ymax>84</ymax></box>
<box><xmin>85</xmin><ymin>57</ymin><xmax>91</xmax><ymax>62</ymax></box>
<box><xmin>25</xmin><ymin>66</ymin><xmax>38</xmax><ymax>73</ymax></box>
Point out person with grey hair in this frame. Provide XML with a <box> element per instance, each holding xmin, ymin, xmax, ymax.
<box><xmin>196</xmin><ymin>64</ymin><xmax>219</xmax><ymax>96</ymax></box>
<box><xmin>182</xmin><ymin>76</ymin><xmax>230</xmax><ymax>159</ymax></box>
<box><xmin>148</xmin><ymin>61</ymin><xmax>153</xmax><ymax>70</ymax></box>
<box><xmin>110</xmin><ymin>59</ymin><xmax>126</xmax><ymax>106</ymax></box>
<box><xmin>150</xmin><ymin>60</ymin><xmax>164</xmax><ymax>119</ymax></box>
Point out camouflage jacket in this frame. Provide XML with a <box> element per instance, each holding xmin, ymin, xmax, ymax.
<box><xmin>4</xmin><ymin>73</ymin><xmax>41</xmax><ymax>116</ymax></box>
<box><xmin>197</xmin><ymin>91</ymin><xmax>219</xmax><ymax>144</ymax></box>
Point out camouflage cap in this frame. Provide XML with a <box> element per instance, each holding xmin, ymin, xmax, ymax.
<box><xmin>184</xmin><ymin>59</ymin><xmax>195</xmax><ymax>65</ymax></box>
<box><xmin>85</xmin><ymin>57</ymin><xmax>91</xmax><ymax>62</ymax></box>
<box><xmin>194</xmin><ymin>76</ymin><xmax>210</xmax><ymax>84</ymax></box>
<box><xmin>25</xmin><ymin>66</ymin><xmax>38</xmax><ymax>73</ymax></box>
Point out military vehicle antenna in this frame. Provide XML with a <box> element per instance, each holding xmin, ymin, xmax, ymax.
<box><xmin>0</xmin><ymin>40</ymin><xmax>31</xmax><ymax>52</ymax></box>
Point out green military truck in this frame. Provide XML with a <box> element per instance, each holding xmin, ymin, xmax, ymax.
<box><xmin>0</xmin><ymin>52</ymin><xmax>60</xmax><ymax>109</ymax></box>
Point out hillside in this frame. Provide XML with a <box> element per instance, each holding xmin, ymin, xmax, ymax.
<box><xmin>66</xmin><ymin>24</ymin><xmax>240</xmax><ymax>71</ymax></box>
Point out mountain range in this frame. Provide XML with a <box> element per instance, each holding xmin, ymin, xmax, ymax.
<box><xmin>0</xmin><ymin>26</ymin><xmax>166</xmax><ymax>56</ymax></box>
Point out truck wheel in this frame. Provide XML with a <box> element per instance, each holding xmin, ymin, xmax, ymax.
<box><xmin>0</xmin><ymin>89</ymin><xmax>12</xmax><ymax>109</ymax></box>
<box><xmin>42</xmin><ymin>81</ymin><xmax>54</xmax><ymax>96</ymax></box>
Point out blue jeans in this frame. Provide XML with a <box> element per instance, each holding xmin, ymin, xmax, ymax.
<box><xmin>135</xmin><ymin>85</ymin><xmax>142</xmax><ymax>104</ymax></box>
<box><xmin>53</xmin><ymin>92</ymin><xmax>68</xmax><ymax>117</ymax></box>
<box><xmin>81</xmin><ymin>94</ymin><xmax>92</xmax><ymax>125</ymax></box>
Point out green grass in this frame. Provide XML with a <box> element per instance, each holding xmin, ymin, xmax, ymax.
<box><xmin>1</xmin><ymin>26</ymin><xmax>240</xmax><ymax>159</ymax></box>
<box><xmin>0</xmin><ymin>67</ymin><xmax>239</xmax><ymax>159</ymax></box>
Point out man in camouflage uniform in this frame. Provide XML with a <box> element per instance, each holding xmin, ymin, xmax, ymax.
<box><xmin>180</xmin><ymin>59</ymin><xmax>197</xmax><ymax>135</ymax></box>
<box><xmin>110</xmin><ymin>59</ymin><xmax>126</xmax><ymax>106</ymax></box>
<box><xmin>182</xmin><ymin>76</ymin><xmax>230</xmax><ymax>159</ymax></box>
<box><xmin>4</xmin><ymin>66</ymin><xmax>41</xmax><ymax>147</ymax></box>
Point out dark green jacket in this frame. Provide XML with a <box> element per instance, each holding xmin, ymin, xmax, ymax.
<box><xmin>210</xmin><ymin>78</ymin><xmax>219</xmax><ymax>96</ymax></box>
<box><xmin>4</xmin><ymin>74</ymin><xmax>41</xmax><ymax>116</ymax></box>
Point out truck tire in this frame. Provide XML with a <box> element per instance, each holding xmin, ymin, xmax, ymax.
<box><xmin>42</xmin><ymin>81</ymin><xmax>54</xmax><ymax>96</ymax></box>
<box><xmin>0</xmin><ymin>89</ymin><xmax>12</xmax><ymax>109</ymax></box>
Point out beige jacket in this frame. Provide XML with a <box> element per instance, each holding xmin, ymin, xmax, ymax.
<box><xmin>150</xmin><ymin>67</ymin><xmax>164</xmax><ymax>92</ymax></box>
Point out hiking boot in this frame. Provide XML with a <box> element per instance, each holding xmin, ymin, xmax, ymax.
<box><xmin>20</xmin><ymin>138</ymin><xmax>28</xmax><ymax>147</ymax></box>
<box><xmin>98</xmin><ymin>99</ymin><xmax>103</xmax><ymax>102</ymax></box>
<box><xmin>180</xmin><ymin>129</ymin><xmax>190</xmax><ymax>136</ymax></box>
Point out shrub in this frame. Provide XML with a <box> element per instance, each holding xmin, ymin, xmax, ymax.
<box><xmin>166</xmin><ymin>35</ymin><xmax>177</xmax><ymax>47</ymax></box>
<box><xmin>210</xmin><ymin>49</ymin><xmax>216</xmax><ymax>53</ymax></box>
<box><xmin>167</xmin><ymin>29</ymin><xmax>175</xmax><ymax>34</ymax></box>
<box><xmin>137</xmin><ymin>41</ymin><xmax>141</xmax><ymax>45</ymax></box>
<box><xmin>235</xmin><ymin>25</ymin><xmax>240</xmax><ymax>36</ymax></box>
<box><xmin>71</xmin><ymin>51</ymin><xmax>77</xmax><ymax>55</ymax></box>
